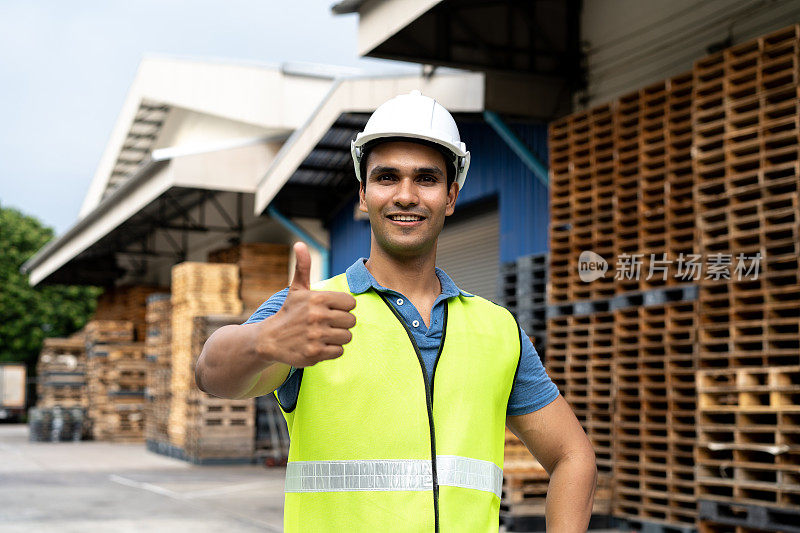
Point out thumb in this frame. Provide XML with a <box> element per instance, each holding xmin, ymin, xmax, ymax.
<box><xmin>289</xmin><ymin>241</ymin><xmax>312</xmax><ymax>291</ymax></box>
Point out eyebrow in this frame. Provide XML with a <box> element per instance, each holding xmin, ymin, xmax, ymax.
<box><xmin>415</xmin><ymin>166</ymin><xmax>444</xmax><ymax>177</ymax></box>
<box><xmin>369</xmin><ymin>165</ymin><xmax>398</xmax><ymax>178</ymax></box>
<box><xmin>368</xmin><ymin>165</ymin><xmax>444</xmax><ymax>178</ymax></box>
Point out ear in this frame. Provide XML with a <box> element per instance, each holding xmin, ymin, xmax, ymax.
<box><xmin>358</xmin><ymin>181</ymin><xmax>368</xmax><ymax>213</ymax></box>
<box><xmin>445</xmin><ymin>181</ymin><xmax>460</xmax><ymax>216</ymax></box>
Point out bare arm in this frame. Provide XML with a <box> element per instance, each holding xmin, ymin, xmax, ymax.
<box><xmin>195</xmin><ymin>321</ymin><xmax>291</xmax><ymax>399</ymax></box>
<box><xmin>194</xmin><ymin>242</ymin><xmax>356</xmax><ymax>400</ymax></box>
<box><xmin>506</xmin><ymin>395</ymin><xmax>597</xmax><ymax>532</ymax></box>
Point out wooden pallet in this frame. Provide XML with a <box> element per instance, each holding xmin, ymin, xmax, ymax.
<box><xmin>94</xmin><ymin>285</ymin><xmax>167</xmax><ymax>341</ymax></box>
<box><xmin>208</xmin><ymin>242</ymin><xmax>290</xmax><ymax>313</ymax></box>
<box><xmin>696</xmin><ymin>364</ymin><xmax>800</xmax><ymax>510</ymax></box>
<box><xmin>36</xmin><ymin>336</ymin><xmax>89</xmax><ymax>409</ymax></box>
<box><xmin>145</xmin><ymin>294</ymin><xmax>171</xmax><ymax>444</ymax></box>
<box><xmin>84</xmin><ymin>328</ymin><xmax>147</xmax><ymax>442</ymax></box>
<box><xmin>544</xmin><ymin>23</ymin><xmax>800</xmax><ymax>530</ymax></box>
<box><xmin>167</xmin><ymin>272</ymin><xmax>249</xmax><ymax>452</ymax></box>
<box><xmin>168</xmin><ymin>262</ymin><xmax>243</xmax><ymax>448</ymax></box>
<box><xmin>699</xmin><ymin>500</ymin><xmax>800</xmax><ymax>533</ymax></box>
<box><xmin>170</xmin><ymin>262</ymin><xmax>240</xmax><ymax>304</ymax></box>
<box><xmin>547</xmin><ymin>71</ymin><xmax>702</xmax><ymax>304</ymax></box>
<box><xmin>612</xmin><ymin>302</ymin><xmax>699</xmax><ymax>526</ymax></box>
<box><xmin>85</xmin><ymin>320</ymin><xmax>135</xmax><ymax>345</ymax></box>
<box><xmin>180</xmin><ymin>316</ymin><xmax>255</xmax><ymax>460</ymax></box>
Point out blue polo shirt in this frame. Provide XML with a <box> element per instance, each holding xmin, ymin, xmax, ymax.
<box><xmin>244</xmin><ymin>257</ymin><xmax>559</xmax><ymax>416</ymax></box>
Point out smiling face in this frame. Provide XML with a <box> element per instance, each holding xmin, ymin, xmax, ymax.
<box><xmin>359</xmin><ymin>140</ymin><xmax>459</xmax><ymax>259</ymax></box>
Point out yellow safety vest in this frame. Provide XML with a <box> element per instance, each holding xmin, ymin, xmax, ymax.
<box><xmin>276</xmin><ymin>273</ymin><xmax>521</xmax><ymax>532</ymax></box>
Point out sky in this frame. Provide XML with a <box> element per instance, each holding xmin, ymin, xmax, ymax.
<box><xmin>0</xmin><ymin>0</ymin><xmax>417</xmax><ymax>235</ymax></box>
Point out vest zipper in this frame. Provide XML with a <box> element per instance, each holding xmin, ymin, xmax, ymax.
<box><xmin>378</xmin><ymin>293</ymin><xmax>448</xmax><ymax>533</ymax></box>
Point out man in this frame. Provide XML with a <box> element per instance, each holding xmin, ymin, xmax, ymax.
<box><xmin>196</xmin><ymin>91</ymin><xmax>596</xmax><ymax>532</ymax></box>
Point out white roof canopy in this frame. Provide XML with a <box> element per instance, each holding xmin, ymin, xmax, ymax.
<box><xmin>25</xmin><ymin>57</ymin><xmax>341</xmax><ymax>286</ymax></box>
<box><xmin>79</xmin><ymin>57</ymin><xmax>338</xmax><ymax>217</ymax></box>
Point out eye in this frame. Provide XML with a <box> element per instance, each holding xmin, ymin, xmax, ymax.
<box><xmin>376</xmin><ymin>174</ymin><xmax>396</xmax><ymax>182</ymax></box>
<box><xmin>418</xmin><ymin>175</ymin><xmax>437</xmax><ymax>183</ymax></box>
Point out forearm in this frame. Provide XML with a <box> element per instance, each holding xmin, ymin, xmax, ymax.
<box><xmin>544</xmin><ymin>451</ymin><xmax>597</xmax><ymax>532</ymax></box>
<box><xmin>195</xmin><ymin>322</ymin><xmax>288</xmax><ymax>399</ymax></box>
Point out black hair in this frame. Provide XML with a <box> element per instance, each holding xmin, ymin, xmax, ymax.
<box><xmin>359</xmin><ymin>137</ymin><xmax>457</xmax><ymax>192</ymax></box>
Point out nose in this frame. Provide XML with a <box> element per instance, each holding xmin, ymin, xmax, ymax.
<box><xmin>393</xmin><ymin>176</ymin><xmax>419</xmax><ymax>207</ymax></box>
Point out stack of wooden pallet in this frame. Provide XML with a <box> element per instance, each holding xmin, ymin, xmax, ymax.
<box><xmin>501</xmin><ymin>429</ymin><xmax>550</xmax><ymax>526</ymax></box>
<box><xmin>542</xmin><ymin>23</ymin><xmax>800</xmax><ymax>533</ymax></box>
<box><xmin>499</xmin><ymin>254</ymin><xmax>549</xmax><ymax>356</ymax></box>
<box><xmin>181</xmin><ymin>315</ymin><xmax>255</xmax><ymax>463</ymax></box>
<box><xmin>545</xmin><ymin>34</ymin><xmax>704</xmax><ymax>530</ymax></box>
<box><xmin>208</xmin><ymin>242</ymin><xmax>290</xmax><ymax>313</ymax></box>
<box><xmin>168</xmin><ymin>262</ymin><xmax>242</xmax><ymax>450</ymax></box>
<box><xmin>694</xmin><ymin>24</ymin><xmax>800</xmax><ymax>533</ymax></box>
<box><xmin>547</xmin><ymin>73</ymin><xmax>701</xmax><ymax>529</ymax></box>
<box><xmin>145</xmin><ymin>293</ymin><xmax>172</xmax><ymax>446</ymax></box>
<box><xmin>546</xmin><ymin>311</ymin><xmax>617</xmax><ymax>520</ymax></box>
<box><xmin>500</xmin><ymin>337</ymin><xmax>613</xmax><ymax>528</ymax></box>
<box><xmin>549</xmin><ymin>103</ymin><xmax>617</xmax><ymax>304</ymax></box>
<box><xmin>612</xmin><ymin>301</ymin><xmax>698</xmax><ymax>525</ymax></box>
<box><xmin>85</xmin><ymin>320</ymin><xmax>135</xmax><ymax>344</ymax></box>
<box><xmin>36</xmin><ymin>335</ymin><xmax>88</xmax><ymax>409</ymax></box>
<box><xmin>548</xmin><ymin>69</ymin><xmax>695</xmax><ymax>301</ymax></box>
<box><xmin>94</xmin><ymin>284</ymin><xmax>166</xmax><ymax>341</ymax></box>
<box><xmin>85</xmin><ymin>320</ymin><xmax>147</xmax><ymax>442</ymax></box>
<box><xmin>501</xmin><ymin>429</ymin><xmax>613</xmax><ymax>530</ymax></box>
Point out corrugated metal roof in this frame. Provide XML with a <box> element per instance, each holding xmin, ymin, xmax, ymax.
<box><xmin>268</xmin><ymin>112</ymin><xmax>368</xmax><ymax>221</ymax></box>
<box><xmin>103</xmin><ymin>102</ymin><xmax>170</xmax><ymax>200</ymax></box>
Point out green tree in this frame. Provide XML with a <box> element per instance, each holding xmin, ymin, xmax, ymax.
<box><xmin>0</xmin><ymin>205</ymin><xmax>101</xmax><ymax>367</ymax></box>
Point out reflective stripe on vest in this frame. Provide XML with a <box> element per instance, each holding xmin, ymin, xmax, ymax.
<box><xmin>285</xmin><ymin>455</ymin><xmax>503</xmax><ymax>498</ymax></box>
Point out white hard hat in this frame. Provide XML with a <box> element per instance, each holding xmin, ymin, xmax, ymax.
<box><xmin>351</xmin><ymin>90</ymin><xmax>470</xmax><ymax>190</ymax></box>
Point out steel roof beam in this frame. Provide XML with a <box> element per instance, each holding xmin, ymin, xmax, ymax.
<box><xmin>297</xmin><ymin>162</ymin><xmax>349</xmax><ymax>173</ymax></box>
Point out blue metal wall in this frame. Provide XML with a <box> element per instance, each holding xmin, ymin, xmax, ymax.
<box><xmin>327</xmin><ymin>119</ymin><xmax>550</xmax><ymax>275</ymax></box>
<box><xmin>329</xmin><ymin>198</ymin><xmax>371</xmax><ymax>275</ymax></box>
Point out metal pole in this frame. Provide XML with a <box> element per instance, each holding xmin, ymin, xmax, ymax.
<box><xmin>483</xmin><ymin>110</ymin><xmax>549</xmax><ymax>188</ymax></box>
<box><xmin>267</xmin><ymin>205</ymin><xmax>330</xmax><ymax>280</ymax></box>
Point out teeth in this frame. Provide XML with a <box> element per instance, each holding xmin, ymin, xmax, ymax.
<box><xmin>390</xmin><ymin>215</ymin><xmax>423</xmax><ymax>221</ymax></box>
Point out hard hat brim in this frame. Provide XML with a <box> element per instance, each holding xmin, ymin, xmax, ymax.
<box><xmin>354</xmin><ymin>131</ymin><xmax>467</xmax><ymax>158</ymax></box>
<box><xmin>351</xmin><ymin>133</ymin><xmax>470</xmax><ymax>190</ymax></box>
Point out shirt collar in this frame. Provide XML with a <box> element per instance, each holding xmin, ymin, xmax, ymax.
<box><xmin>345</xmin><ymin>257</ymin><xmax>474</xmax><ymax>298</ymax></box>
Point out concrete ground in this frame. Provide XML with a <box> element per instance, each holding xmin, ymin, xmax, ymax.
<box><xmin>0</xmin><ymin>423</ymin><xmax>285</xmax><ymax>532</ymax></box>
<box><xmin>0</xmin><ymin>423</ymin><xmax>618</xmax><ymax>532</ymax></box>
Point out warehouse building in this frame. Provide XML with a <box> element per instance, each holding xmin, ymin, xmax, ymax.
<box><xmin>23</xmin><ymin>1</ymin><xmax>800</xmax><ymax>531</ymax></box>
<box><xmin>24</xmin><ymin>56</ymin><xmax>337</xmax><ymax>288</ymax></box>
<box><xmin>24</xmin><ymin>60</ymin><xmax>553</xmax><ymax>310</ymax></box>
<box><xmin>22</xmin><ymin>51</ymin><xmax>552</xmax><ymax>462</ymax></box>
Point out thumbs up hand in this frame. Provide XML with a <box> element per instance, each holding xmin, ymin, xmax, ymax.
<box><xmin>258</xmin><ymin>242</ymin><xmax>357</xmax><ymax>368</ymax></box>
<box><xmin>288</xmin><ymin>240</ymin><xmax>313</xmax><ymax>291</ymax></box>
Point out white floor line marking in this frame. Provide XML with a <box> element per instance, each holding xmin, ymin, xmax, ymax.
<box><xmin>109</xmin><ymin>475</ymin><xmax>272</xmax><ymax>500</ymax></box>
<box><xmin>108</xmin><ymin>474</ymin><xmax>184</xmax><ymax>499</ymax></box>
<box><xmin>108</xmin><ymin>474</ymin><xmax>283</xmax><ymax>532</ymax></box>
<box><xmin>182</xmin><ymin>480</ymin><xmax>273</xmax><ymax>499</ymax></box>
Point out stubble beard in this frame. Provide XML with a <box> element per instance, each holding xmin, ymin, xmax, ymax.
<box><xmin>371</xmin><ymin>211</ymin><xmax>443</xmax><ymax>259</ymax></box>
